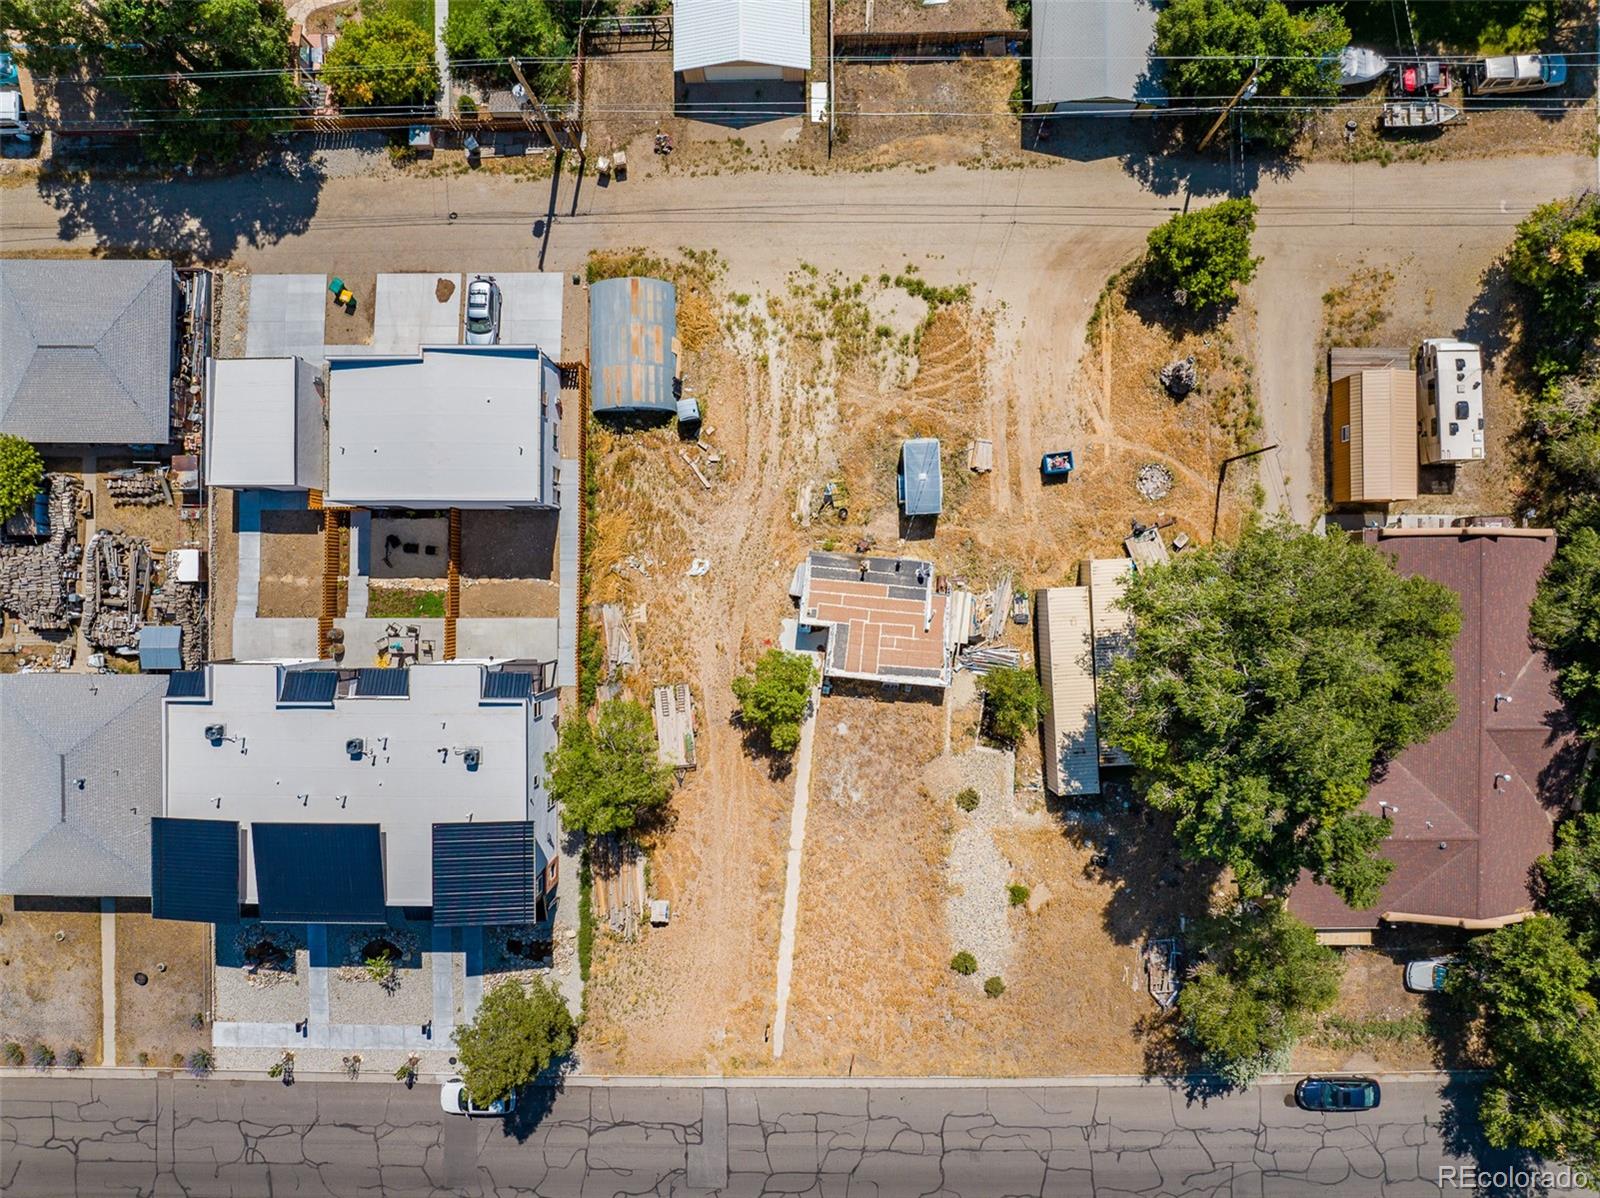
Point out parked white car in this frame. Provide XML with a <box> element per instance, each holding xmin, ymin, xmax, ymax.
<box><xmin>464</xmin><ymin>275</ymin><xmax>501</xmax><ymax>345</ymax></box>
<box><xmin>1403</xmin><ymin>957</ymin><xmax>1454</xmax><ymax>993</ymax></box>
<box><xmin>439</xmin><ymin>1077</ymin><xmax>516</xmax><ymax>1116</ymax></box>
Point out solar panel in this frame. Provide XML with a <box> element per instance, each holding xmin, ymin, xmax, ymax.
<box><xmin>356</xmin><ymin>667</ymin><xmax>409</xmax><ymax>697</ymax></box>
<box><xmin>165</xmin><ymin>671</ymin><xmax>207</xmax><ymax>699</ymax></box>
<box><xmin>482</xmin><ymin>670</ymin><xmax>533</xmax><ymax>701</ymax></box>
<box><xmin>278</xmin><ymin>669</ymin><xmax>338</xmax><ymax>705</ymax></box>
<box><xmin>151</xmin><ymin>817</ymin><xmax>240</xmax><ymax>924</ymax></box>
<box><xmin>251</xmin><ymin>823</ymin><xmax>386</xmax><ymax>923</ymax></box>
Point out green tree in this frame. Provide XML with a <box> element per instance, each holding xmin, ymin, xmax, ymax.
<box><xmin>0</xmin><ymin>435</ymin><xmax>44</xmax><ymax>521</ymax></box>
<box><xmin>452</xmin><ymin>977</ymin><xmax>576</xmax><ymax>1107</ymax></box>
<box><xmin>1099</xmin><ymin>519</ymin><xmax>1461</xmax><ymax>906</ymax></box>
<box><xmin>323</xmin><ymin>7</ymin><xmax>439</xmax><ymax>109</ymax></box>
<box><xmin>546</xmin><ymin>699</ymin><xmax>673</xmax><ymax>837</ymax></box>
<box><xmin>443</xmin><ymin>0</ymin><xmax>573</xmax><ymax>98</ymax></box>
<box><xmin>1155</xmin><ymin>0</ymin><xmax>1348</xmax><ymax>148</ymax></box>
<box><xmin>731</xmin><ymin>649</ymin><xmax>818</xmax><ymax>754</ymax></box>
<box><xmin>1507</xmin><ymin>193</ymin><xmax>1600</xmax><ymax>378</ymax></box>
<box><xmin>1524</xmin><ymin>374</ymin><xmax>1600</xmax><ymax>532</ymax></box>
<box><xmin>978</xmin><ymin>666</ymin><xmax>1048</xmax><ymax>744</ymax></box>
<box><xmin>1537</xmin><ymin>813</ymin><xmax>1600</xmax><ymax>952</ymax></box>
<box><xmin>1178</xmin><ymin>901</ymin><xmax>1342</xmax><ymax>1081</ymax></box>
<box><xmin>1145</xmin><ymin>199</ymin><xmax>1262</xmax><ymax>311</ymax></box>
<box><xmin>1531</xmin><ymin>527</ymin><xmax>1600</xmax><ymax>738</ymax></box>
<box><xmin>4</xmin><ymin>0</ymin><xmax>302</xmax><ymax>165</ymax></box>
<box><xmin>1447</xmin><ymin>916</ymin><xmax>1600</xmax><ymax>1174</ymax></box>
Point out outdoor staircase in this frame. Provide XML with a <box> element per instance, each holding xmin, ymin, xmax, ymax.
<box><xmin>444</xmin><ymin>508</ymin><xmax>461</xmax><ymax>660</ymax></box>
<box><xmin>317</xmin><ymin>508</ymin><xmax>341</xmax><ymax>658</ymax></box>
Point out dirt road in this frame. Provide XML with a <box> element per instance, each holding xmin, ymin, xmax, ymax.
<box><xmin>3</xmin><ymin>150</ymin><xmax>1586</xmax><ymax>520</ymax></box>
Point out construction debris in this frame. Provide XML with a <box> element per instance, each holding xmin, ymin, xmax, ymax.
<box><xmin>0</xmin><ymin>474</ymin><xmax>81</xmax><ymax>631</ymax></box>
<box><xmin>150</xmin><ymin>549</ymin><xmax>206</xmax><ymax>668</ymax></box>
<box><xmin>1143</xmin><ymin>938</ymin><xmax>1183</xmax><ymax>1008</ymax></box>
<box><xmin>686</xmin><ymin>558</ymin><xmax>711</xmax><ymax>577</ymax></box>
<box><xmin>652</xmin><ymin>683</ymin><xmax>696</xmax><ymax>768</ymax></box>
<box><xmin>81</xmin><ymin>531</ymin><xmax>154</xmax><ymax>649</ymax></box>
<box><xmin>105</xmin><ymin>470</ymin><xmax>170</xmax><ymax>507</ymax></box>
<box><xmin>969</xmin><ymin>439</ymin><xmax>994</xmax><ymax>473</ymax></box>
<box><xmin>959</xmin><ymin>646</ymin><xmax>1022</xmax><ymax>674</ymax></box>
<box><xmin>677</xmin><ymin>448</ymin><xmax>713</xmax><ymax>491</ymax></box>
<box><xmin>1159</xmin><ymin>356</ymin><xmax>1197</xmax><ymax>399</ymax></box>
<box><xmin>601</xmin><ymin>603</ymin><xmax>635</xmax><ymax>672</ymax></box>
<box><xmin>1135</xmin><ymin>463</ymin><xmax>1174</xmax><ymax>502</ymax></box>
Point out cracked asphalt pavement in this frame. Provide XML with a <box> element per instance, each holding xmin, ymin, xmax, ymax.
<box><xmin>2</xmin><ymin>1076</ymin><xmax>1584</xmax><ymax>1196</ymax></box>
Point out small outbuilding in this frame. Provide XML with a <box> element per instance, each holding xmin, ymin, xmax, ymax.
<box><xmin>1032</xmin><ymin>0</ymin><xmax>1164</xmax><ymax>113</ymax></box>
<box><xmin>137</xmin><ymin>624</ymin><xmax>184</xmax><ymax>672</ymax></box>
<box><xmin>1332</xmin><ymin>365</ymin><xmax>1418</xmax><ymax>505</ymax></box>
<box><xmin>589</xmin><ymin>277</ymin><xmax>678</xmax><ymax>416</ymax></box>
<box><xmin>898</xmin><ymin>437</ymin><xmax>943</xmax><ymax>517</ymax></box>
<box><xmin>673</xmin><ymin>0</ymin><xmax>811</xmax><ymax>82</ymax></box>
<box><xmin>1035</xmin><ymin>586</ymin><xmax>1100</xmax><ymax>796</ymax></box>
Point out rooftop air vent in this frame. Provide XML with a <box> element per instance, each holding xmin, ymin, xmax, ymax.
<box><xmin>346</xmin><ymin>737</ymin><xmax>366</xmax><ymax>758</ymax></box>
<box><xmin>203</xmin><ymin>724</ymin><xmax>226</xmax><ymax>742</ymax></box>
<box><xmin>462</xmin><ymin>747</ymin><xmax>482</xmax><ymax>770</ymax></box>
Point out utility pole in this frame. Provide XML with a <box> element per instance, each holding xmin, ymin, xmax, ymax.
<box><xmin>507</xmin><ymin>57</ymin><xmax>569</xmax><ymax>149</ymax></box>
<box><xmin>1196</xmin><ymin>63</ymin><xmax>1259</xmax><ymax>152</ymax></box>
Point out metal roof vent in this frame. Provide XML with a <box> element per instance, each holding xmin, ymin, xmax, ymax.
<box><xmin>462</xmin><ymin>747</ymin><xmax>482</xmax><ymax>771</ymax></box>
<box><xmin>346</xmin><ymin>737</ymin><xmax>366</xmax><ymax>758</ymax></box>
<box><xmin>203</xmin><ymin>723</ymin><xmax>226</xmax><ymax>742</ymax></box>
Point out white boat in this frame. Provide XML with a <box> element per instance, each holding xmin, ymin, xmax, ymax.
<box><xmin>1338</xmin><ymin>47</ymin><xmax>1389</xmax><ymax>87</ymax></box>
<box><xmin>1381</xmin><ymin>100</ymin><xmax>1461</xmax><ymax>129</ymax></box>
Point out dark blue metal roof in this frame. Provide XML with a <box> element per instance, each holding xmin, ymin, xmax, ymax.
<box><xmin>251</xmin><ymin>823</ymin><xmax>386</xmax><ymax>923</ymax></box>
<box><xmin>165</xmin><ymin>670</ymin><xmax>207</xmax><ymax>699</ymax></box>
<box><xmin>482</xmin><ymin>670</ymin><xmax>533</xmax><ymax>701</ymax></box>
<box><xmin>279</xmin><ymin>669</ymin><xmax>338</xmax><ymax>705</ymax></box>
<box><xmin>356</xmin><ymin>667</ymin><xmax>409</xmax><ymax>697</ymax></box>
<box><xmin>151</xmin><ymin>817</ymin><xmax>239</xmax><ymax>924</ymax></box>
<box><xmin>432</xmin><ymin>821</ymin><xmax>545</xmax><ymax>926</ymax></box>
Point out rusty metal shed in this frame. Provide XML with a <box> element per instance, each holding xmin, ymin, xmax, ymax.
<box><xmin>589</xmin><ymin>276</ymin><xmax>678</xmax><ymax>414</ymax></box>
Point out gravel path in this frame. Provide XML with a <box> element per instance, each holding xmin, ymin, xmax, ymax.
<box><xmin>941</xmin><ymin>745</ymin><xmax>1021</xmax><ymax>981</ymax></box>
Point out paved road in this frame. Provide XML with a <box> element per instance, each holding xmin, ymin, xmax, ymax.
<box><xmin>2</xmin><ymin>1075</ymin><xmax>1583</xmax><ymax>1196</ymax></box>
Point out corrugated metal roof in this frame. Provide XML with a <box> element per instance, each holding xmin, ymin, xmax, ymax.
<box><xmin>589</xmin><ymin>277</ymin><xmax>678</xmax><ymax>414</ymax></box>
<box><xmin>1036</xmin><ymin>586</ymin><xmax>1100</xmax><ymax>796</ymax></box>
<box><xmin>166</xmin><ymin>671</ymin><xmax>208</xmax><ymax>699</ymax></box>
<box><xmin>251</xmin><ymin>822</ymin><xmax>387</xmax><ymax>923</ymax></box>
<box><xmin>1032</xmin><ymin>0</ymin><xmax>1164</xmax><ymax>108</ymax></box>
<box><xmin>138</xmin><ymin>624</ymin><xmax>183</xmax><ymax>672</ymax></box>
<box><xmin>1084</xmin><ymin>559</ymin><xmax>1134</xmax><ymax>767</ymax></box>
<box><xmin>431</xmin><ymin>821</ymin><xmax>545</xmax><ymax>926</ymax></box>
<box><xmin>899</xmin><ymin>438</ymin><xmax>943</xmax><ymax>516</ymax></box>
<box><xmin>673</xmin><ymin>0</ymin><xmax>811</xmax><ymax>72</ymax></box>
<box><xmin>0</xmin><ymin>258</ymin><xmax>176</xmax><ymax>444</ymax></box>
<box><xmin>151</xmin><ymin>817</ymin><xmax>240</xmax><ymax>923</ymax></box>
<box><xmin>356</xmin><ymin>667</ymin><xmax>410</xmax><ymax>697</ymax></box>
<box><xmin>1341</xmin><ymin>369</ymin><xmax>1418</xmax><ymax>503</ymax></box>
<box><xmin>482</xmin><ymin>669</ymin><xmax>534</xmax><ymax>701</ymax></box>
<box><xmin>0</xmin><ymin>673</ymin><xmax>166</xmax><ymax>897</ymax></box>
<box><xmin>279</xmin><ymin>668</ymin><xmax>338</xmax><ymax>705</ymax></box>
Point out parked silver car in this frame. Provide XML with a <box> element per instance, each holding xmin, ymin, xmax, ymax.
<box><xmin>439</xmin><ymin>1077</ymin><xmax>516</xmax><ymax>1116</ymax></box>
<box><xmin>1403</xmin><ymin>956</ymin><xmax>1454</xmax><ymax>992</ymax></box>
<box><xmin>464</xmin><ymin>275</ymin><xmax>501</xmax><ymax>345</ymax></box>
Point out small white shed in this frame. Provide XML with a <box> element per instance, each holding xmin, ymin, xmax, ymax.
<box><xmin>673</xmin><ymin>0</ymin><xmax>811</xmax><ymax>83</ymax></box>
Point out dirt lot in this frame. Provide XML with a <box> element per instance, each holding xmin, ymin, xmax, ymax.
<box><xmin>834</xmin><ymin>0</ymin><xmax>1014</xmax><ymax>33</ymax></box>
<box><xmin>578</xmin><ymin>238</ymin><xmax>1252</xmax><ymax>1074</ymax></box>
<box><xmin>833</xmin><ymin>60</ymin><xmax>1020</xmax><ymax>163</ymax></box>
<box><xmin>0</xmin><ymin>897</ymin><xmax>103</xmax><ymax>1065</ymax></box>
<box><xmin>91</xmin><ymin>459</ymin><xmax>192</xmax><ymax>551</ymax></box>
<box><xmin>459</xmin><ymin>578</ymin><xmax>559</xmax><ymax>618</ymax></box>
<box><xmin>209</xmin><ymin>488</ymin><xmax>238</xmax><ymax>658</ymax></box>
<box><xmin>257</xmin><ymin>509</ymin><xmax>343</xmax><ymax>618</ymax></box>
<box><xmin>115</xmin><ymin>910</ymin><xmax>209</xmax><ymax>1068</ymax></box>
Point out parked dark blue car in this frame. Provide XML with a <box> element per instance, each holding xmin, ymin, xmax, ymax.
<box><xmin>1295</xmin><ymin>1077</ymin><xmax>1381</xmax><ymax>1112</ymax></box>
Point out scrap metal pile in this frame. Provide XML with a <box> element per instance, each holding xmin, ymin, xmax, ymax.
<box><xmin>0</xmin><ymin>474</ymin><xmax>82</xmax><ymax>631</ymax></box>
<box><xmin>151</xmin><ymin>549</ymin><xmax>205</xmax><ymax>668</ymax></box>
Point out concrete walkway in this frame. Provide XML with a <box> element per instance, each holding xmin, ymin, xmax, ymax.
<box><xmin>770</xmin><ymin>670</ymin><xmax>822</xmax><ymax>1059</ymax></box>
<box><xmin>98</xmin><ymin>899</ymin><xmax>116</xmax><ymax>1067</ymax></box>
<box><xmin>306</xmin><ymin>925</ymin><xmax>330</xmax><ymax>1025</ymax></box>
<box><xmin>556</xmin><ymin>457</ymin><xmax>580</xmax><ymax>686</ymax></box>
<box><xmin>461</xmin><ymin>928</ymin><xmax>484</xmax><ymax>1021</ymax></box>
<box><xmin>347</xmin><ymin>510</ymin><xmax>370</xmax><ymax>618</ymax></box>
<box><xmin>434</xmin><ymin>0</ymin><xmax>451</xmax><ymax>116</ymax></box>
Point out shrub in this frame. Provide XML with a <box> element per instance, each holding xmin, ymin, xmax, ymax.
<box><xmin>323</xmin><ymin>8</ymin><xmax>440</xmax><ymax>108</ymax></box>
<box><xmin>189</xmin><ymin>1012</ymin><xmax>206</xmax><ymax>1031</ymax></box>
<box><xmin>3</xmin><ymin>1041</ymin><xmax>25</xmax><ymax>1066</ymax></box>
<box><xmin>186</xmin><ymin>1049</ymin><xmax>215</xmax><ymax>1077</ymax></box>
<box><xmin>0</xmin><ymin>434</ymin><xmax>44</xmax><ymax>522</ymax></box>
<box><xmin>29</xmin><ymin>1043</ymin><xmax>54</xmax><ymax>1069</ymax></box>
<box><xmin>452</xmin><ymin>977</ymin><xmax>577</xmax><ymax>1108</ymax></box>
<box><xmin>950</xmin><ymin>951</ymin><xmax>978</xmax><ymax>976</ymax></box>
<box><xmin>984</xmin><ymin>976</ymin><xmax>1006</xmax><ymax>998</ymax></box>
<box><xmin>1008</xmin><ymin>884</ymin><xmax>1031</xmax><ymax>907</ymax></box>
<box><xmin>457</xmin><ymin>94</ymin><xmax>478</xmax><ymax>116</ymax></box>
<box><xmin>171</xmin><ymin>1053</ymin><xmax>187</xmax><ymax>1069</ymax></box>
<box><xmin>577</xmin><ymin>853</ymin><xmax>594</xmax><ymax>981</ymax></box>
<box><xmin>954</xmin><ymin>787</ymin><xmax>979</xmax><ymax>813</ymax></box>
<box><xmin>1145</xmin><ymin>199</ymin><xmax>1262</xmax><ymax>312</ymax></box>
<box><xmin>548</xmin><ymin>700</ymin><xmax>674</xmax><ymax>837</ymax></box>
<box><xmin>364</xmin><ymin>954</ymin><xmax>397</xmax><ymax>988</ymax></box>
<box><xmin>61</xmin><ymin>1046</ymin><xmax>84</xmax><ymax>1069</ymax></box>
<box><xmin>978</xmin><ymin>667</ymin><xmax>1048</xmax><ymax>744</ymax></box>
<box><xmin>136</xmin><ymin>1051</ymin><xmax>151</xmax><ymax>1067</ymax></box>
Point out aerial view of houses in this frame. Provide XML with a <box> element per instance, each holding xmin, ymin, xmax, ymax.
<box><xmin>1</xmin><ymin>0</ymin><xmax>1598</xmax><ymax>1194</ymax></box>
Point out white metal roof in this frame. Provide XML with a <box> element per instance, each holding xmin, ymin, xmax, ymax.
<box><xmin>162</xmin><ymin>663</ymin><xmax>538</xmax><ymax>906</ymax></box>
<box><xmin>1036</xmin><ymin>586</ymin><xmax>1100</xmax><ymax>796</ymax></box>
<box><xmin>673</xmin><ymin>0</ymin><xmax>811</xmax><ymax>73</ymax></box>
<box><xmin>206</xmin><ymin>358</ymin><xmax>298</xmax><ymax>487</ymax></box>
<box><xmin>326</xmin><ymin>345</ymin><xmax>551</xmax><ymax>507</ymax></box>
<box><xmin>1032</xmin><ymin>0</ymin><xmax>1163</xmax><ymax>107</ymax></box>
<box><xmin>1084</xmin><ymin>558</ymin><xmax>1133</xmax><ymax>767</ymax></box>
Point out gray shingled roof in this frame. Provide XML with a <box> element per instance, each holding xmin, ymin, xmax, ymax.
<box><xmin>0</xmin><ymin>674</ymin><xmax>167</xmax><ymax>897</ymax></box>
<box><xmin>1032</xmin><ymin>0</ymin><xmax>1164</xmax><ymax>107</ymax></box>
<box><xmin>0</xmin><ymin>258</ymin><xmax>176</xmax><ymax>444</ymax></box>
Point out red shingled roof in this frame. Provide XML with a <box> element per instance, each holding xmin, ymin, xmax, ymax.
<box><xmin>1288</xmin><ymin>529</ymin><xmax>1576</xmax><ymax>930</ymax></box>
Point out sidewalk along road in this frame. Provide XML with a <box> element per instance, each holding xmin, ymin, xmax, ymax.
<box><xmin>3</xmin><ymin>1074</ymin><xmax>1589</xmax><ymax>1197</ymax></box>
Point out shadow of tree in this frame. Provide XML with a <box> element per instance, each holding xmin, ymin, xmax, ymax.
<box><xmin>34</xmin><ymin>148</ymin><xmax>328</xmax><ymax>264</ymax></box>
<box><xmin>1437</xmin><ymin>1073</ymin><xmax>1556</xmax><ymax>1198</ymax></box>
<box><xmin>500</xmin><ymin>1072</ymin><xmax>566</xmax><ymax>1144</ymax></box>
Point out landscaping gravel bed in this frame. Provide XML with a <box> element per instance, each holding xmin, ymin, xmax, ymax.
<box><xmin>944</xmin><ymin>746</ymin><xmax>1021</xmax><ymax>981</ymax></box>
